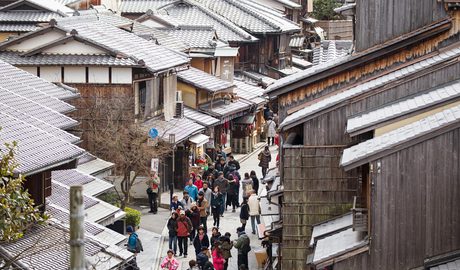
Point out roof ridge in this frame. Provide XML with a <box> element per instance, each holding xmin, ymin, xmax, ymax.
<box><xmin>220</xmin><ymin>0</ymin><xmax>281</xmax><ymax>30</ymax></box>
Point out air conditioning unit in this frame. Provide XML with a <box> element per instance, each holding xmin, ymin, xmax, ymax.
<box><xmin>176</xmin><ymin>90</ymin><xmax>182</xmax><ymax>102</ymax></box>
<box><xmin>175</xmin><ymin>101</ymin><xmax>184</xmax><ymax>118</ymax></box>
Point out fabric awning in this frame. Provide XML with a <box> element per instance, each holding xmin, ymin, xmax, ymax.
<box><xmin>234</xmin><ymin>114</ymin><xmax>255</xmax><ymax>124</ymax></box>
<box><xmin>189</xmin><ymin>133</ymin><xmax>210</xmax><ymax>147</ymax></box>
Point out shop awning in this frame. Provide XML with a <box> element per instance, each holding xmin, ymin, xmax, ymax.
<box><xmin>189</xmin><ymin>133</ymin><xmax>210</xmax><ymax>147</ymax></box>
<box><xmin>234</xmin><ymin>114</ymin><xmax>255</xmax><ymax>124</ymax></box>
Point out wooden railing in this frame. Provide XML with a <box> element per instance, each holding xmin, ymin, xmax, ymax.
<box><xmin>352</xmin><ymin>196</ymin><xmax>368</xmax><ymax>232</ymax></box>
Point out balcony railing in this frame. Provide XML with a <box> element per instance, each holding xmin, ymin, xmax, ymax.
<box><xmin>352</xmin><ymin>196</ymin><xmax>368</xmax><ymax>232</ymax></box>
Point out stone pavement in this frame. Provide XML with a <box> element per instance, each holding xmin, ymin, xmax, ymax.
<box><xmin>154</xmin><ymin>144</ymin><xmax>278</xmax><ymax>270</ymax></box>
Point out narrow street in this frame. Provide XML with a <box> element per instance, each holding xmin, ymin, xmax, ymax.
<box><xmin>142</xmin><ymin>144</ymin><xmax>278</xmax><ymax>270</ymax></box>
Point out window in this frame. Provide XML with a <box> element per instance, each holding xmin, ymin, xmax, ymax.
<box><xmin>139</xmin><ymin>81</ymin><xmax>147</xmax><ymax>115</ymax></box>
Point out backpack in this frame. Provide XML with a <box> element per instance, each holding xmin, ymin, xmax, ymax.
<box><xmin>135</xmin><ymin>237</ymin><xmax>144</xmax><ymax>253</ymax></box>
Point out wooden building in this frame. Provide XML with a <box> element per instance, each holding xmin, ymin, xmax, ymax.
<box><xmin>264</xmin><ymin>1</ymin><xmax>460</xmax><ymax>268</ymax></box>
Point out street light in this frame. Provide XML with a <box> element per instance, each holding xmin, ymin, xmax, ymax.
<box><xmin>169</xmin><ymin>134</ymin><xmax>176</xmax><ymax>202</ymax></box>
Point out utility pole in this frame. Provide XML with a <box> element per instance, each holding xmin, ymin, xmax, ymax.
<box><xmin>70</xmin><ymin>186</ymin><xmax>85</xmax><ymax>270</ymax></box>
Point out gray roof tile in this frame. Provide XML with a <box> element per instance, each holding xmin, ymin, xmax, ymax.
<box><xmin>312</xmin><ymin>40</ymin><xmax>352</xmax><ymax>66</ymax></box>
<box><xmin>52</xmin><ymin>169</ymin><xmax>114</xmax><ymax>197</ymax></box>
<box><xmin>430</xmin><ymin>259</ymin><xmax>460</xmax><ymax>270</ymax></box>
<box><xmin>313</xmin><ymin>228</ymin><xmax>366</xmax><ymax>264</ymax></box>
<box><xmin>0</xmin><ymin>111</ymin><xmax>84</xmax><ymax>174</ymax></box>
<box><xmin>341</xmin><ymin>104</ymin><xmax>460</xmax><ymax>168</ymax></box>
<box><xmin>0</xmin><ymin>86</ymin><xmax>78</xmax><ymax>129</ymax></box>
<box><xmin>310</xmin><ymin>213</ymin><xmax>353</xmax><ymax>247</ymax></box>
<box><xmin>200</xmin><ymin>98</ymin><xmax>254</xmax><ymax>119</ymax></box>
<box><xmin>184</xmin><ymin>106</ymin><xmax>220</xmax><ymax>126</ymax></box>
<box><xmin>120</xmin><ymin>0</ymin><xmax>175</xmax><ymax>13</ymax></box>
<box><xmin>49</xmin><ymin>182</ymin><xmax>97</xmax><ymax>210</ymax></box>
<box><xmin>0</xmin><ymin>103</ymin><xmax>79</xmax><ymax>143</ymax></box>
<box><xmin>0</xmin><ymin>51</ymin><xmax>139</xmax><ymax>66</ymax></box>
<box><xmin>163</xmin><ymin>27</ymin><xmax>216</xmax><ymax>49</ymax></box>
<box><xmin>0</xmin><ymin>11</ymin><xmax>62</xmax><ymax>22</ymax></box>
<box><xmin>279</xmin><ymin>47</ymin><xmax>460</xmax><ymax>130</ymax></box>
<box><xmin>177</xmin><ymin>67</ymin><xmax>234</xmax><ymax>92</ymax></box>
<box><xmin>289</xmin><ymin>35</ymin><xmax>305</xmax><ymax>48</ymax></box>
<box><xmin>0</xmin><ymin>22</ymin><xmax>37</xmax><ymax>31</ymax></box>
<box><xmin>233</xmin><ymin>79</ymin><xmax>266</xmax><ymax>105</ymax></box>
<box><xmin>143</xmin><ymin>116</ymin><xmax>205</xmax><ymax>144</ymax></box>
<box><xmin>195</xmin><ymin>0</ymin><xmax>300</xmax><ymax>33</ymax></box>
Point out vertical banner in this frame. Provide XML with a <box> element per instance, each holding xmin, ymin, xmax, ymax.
<box><xmin>151</xmin><ymin>158</ymin><xmax>159</xmax><ymax>172</ymax></box>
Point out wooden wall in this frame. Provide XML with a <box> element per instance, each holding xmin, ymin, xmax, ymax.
<box><xmin>334</xmin><ymin>127</ymin><xmax>460</xmax><ymax>270</ymax></box>
<box><xmin>355</xmin><ymin>0</ymin><xmax>447</xmax><ymax>52</ymax></box>
<box><xmin>282</xmin><ymin>146</ymin><xmax>359</xmax><ymax>269</ymax></box>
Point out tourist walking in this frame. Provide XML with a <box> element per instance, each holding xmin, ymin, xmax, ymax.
<box><xmin>184</xmin><ymin>179</ymin><xmax>199</xmax><ymax>201</ymax></box>
<box><xmin>213</xmin><ymin>172</ymin><xmax>228</xmax><ymax>216</ymax></box>
<box><xmin>211</xmin><ymin>186</ymin><xmax>224</xmax><ymax>228</ymax></box>
<box><xmin>240</xmin><ymin>197</ymin><xmax>249</xmax><ymax>230</ymax></box>
<box><xmin>126</xmin><ymin>225</ymin><xmax>143</xmax><ymax>270</ymax></box>
<box><xmin>146</xmin><ymin>171</ymin><xmax>160</xmax><ymax>214</ymax></box>
<box><xmin>167</xmin><ymin>212</ymin><xmax>178</xmax><ymax>255</ymax></box>
<box><xmin>258</xmin><ymin>146</ymin><xmax>272</xmax><ymax>178</ymax></box>
<box><xmin>250</xmin><ymin>171</ymin><xmax>259</xmax><ymax>195</ymax></box>
<box><xmin>219</xmin><ymin>232</ymin><xmax>233</xmax><ymax>270</ymax></box>
<box><xmin>170</xmin><ymin>194</ymin><xmax>182</xmax><ymax>211</ymax></box>
<box><xmin>194</xmin><ymin>175</ymin><xmax>204</xmax><ymax>190</ymax></box>
<box><xmin>181</xmin><ymin>191</ymin><xmax>194</xmax><ymax>211</ymax></box>
<box><xmin>193</xmin><ymin>227</ymin><xmax>210</xmax><ymax>256</ymax></box>
<box><xmin>212</xmin><ymin>244</ymin><xmax>225</xmax><ymax>270</ymax></box>
<box><xmin>241</xmin><ymin>173</ymin><xmax>253</xmax><ymax>197</ymax></box>
<box><xmin>234</xmin><ymin>227</ymin><xmax>251</xmax><ymax>268</ymax></box>
<box><xmin>160</xmin><ymin>250</ymin><xmax>180</xmax><ymax>270</ymax></box>
<box><xmin>210</xmin><ymin>227</ymin><xmax>221</xmax><ymax>247</ymax></box>
<box><xmin>196</xmin><ymin>191</ymin><xmax>209</xmax><ymax>231</ymax></box>
<box><xmin>188</xmin><ymin>202</ymin><xmax>200</xmax><ymax>243</ymax></box>
<box><xmin>226</xmin><ymin>174</ymin><xmax>238</xmax><ymax>212</ymax></box>
<box><xmin>199</xmin><ymin>182</ymin><xmax>212</xmax><ymax>214</ymax></box>
<box><xmin>177</xmin><ymin>210</ymin><xmax>192</xmax><ymax>258</ymax></box>
<box><xmin>227</xmin><ymin>155</ymin><xmax>240</xmax><ymax>171</ymax></box>
<box><xmin>265</xmin><ymin>118</ymin><xmax>276</xmax><ymax>146</ymax></box>
<box><xmin>248</xmin><ymin>191</ymin><xmax>261</xmax><ymax>235</ymax></box>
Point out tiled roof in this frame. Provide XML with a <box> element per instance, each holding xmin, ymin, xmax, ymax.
<box><xmin>76</xmin><ymin>154</ymin><xmax>115</xmax><ymax>176</ymax></box>
<box><xmin>274</xmin><ymin>0</ymin><xmax>301</xmax><ymax>8</ymax></box>
<box><xmin>177</xmin><ymin>67</ymin><xmax>234</xmax><ymax>92</ymax></box>
<box><xmin>0</xmin><ymin>62</ymin><xmax>74</xmax><ymax>113</ymax></box>
<box><xmin>200</xmin><ymin>98</ymin><xmax>254</xmax><ymax>119</ymax></box>
<box><xmin>120</xmin><ymin>0</ymin><xmax>176</xmax><ymax>13</ymax></box>
<box><xmin>341</xmin><ymin>104</ymin><xmax>460</xmax><ymax>169</ymax></box>
<box><xmin>60</xmin><ymin>11</ymin><xmax>133</xmax><ymax>27</ymax></box>
<box><xmin>0</xmin><ymin>22</ymin><xmax>37</xmax><ymax>31</ymax></box>
<box><xmin>195</xmin><ymin>0</ymin><xmax>300</xmax><ymax>34</ymax></box>
<box><xmin>143</xmin><ymin>116</ymin><xmax>205</xmax><ymax>144</ymax></box>
<box><xmin>310</xmin><ymin>213</ymin><xmax>353</xmax><ymax>247</ymax></box>
<box><xmin>0</xmin><ymin>220</ymin><xmax>131</xmax><ymax>270</ymax></box>
<box><xmin>0</xmin><ymin>51</ymin><xmax>139</xmax><ymax>67</ymax></box>
<box><xmin>184</xmin><ymin>106</ymin><xmax>220</xmax><ymax>126</ymax></box>
<box><xmin>0</xmin><ymin>87</ymin><xmax>78</xmax><ymax>129</ymax></box>
<box><xmin>0</xmin><ymin>11</ymin><xmax>62</xmax><ymax>22</ymax></box>
<box><xmin>49</xmin><ymin>181</ymin><xmax>99</xmax><ymax>210</ymax></box>
<box><xmin>430</xmin><ymin>259</ymin><xmax>460</xmax><ymax>270</ymax></box>
<box><xmin>312</xmin><ymin>40</ymin><xmax>352</xmax><ymax>66</ymax></box>
<box><xmin>347</xmin><ymin>80</ymin><xmax>460</xmax><ymax>135</ymax></box>
<box><xmin>52</xmin><ymin>169</ymin><xmax>114</xmax><ymax>196</ymax></box>
<box><xmin>1</xmin><ymin>0</ymin><xmax>75</xmax><ymax>14</ymax></box>
<box><xmin>0</xmin><ymin>103</ymin><xmax>80</xmax><ymax>143</ymax></box>
<box><xmin>131</xmin><ymin>23</ymin><xmax>189</xmax><ymax>52</ymax></box>
<box><xmin>161</xmin><ymin>1</ymin><xmax>257</xmax><ymax>42</ymax></box>
<box><xmin>292</xmin><ymin>56</ymin><xmax>312</xmax><ymax>69</ymax></box>
<box><xmin>289</xmin><ymin>35</ymin><xmax>305</xmax><ymax>48</ymax></box>
<box><xmin>0</xmin><ymin>111</ymin><xmax>84</xmax><ymax>175</ymax></box>
<box><xmin>57</xmin><ymin>20</ymin><xmax>189</xmax><ymax>73</ymax></box>
<box><xmin>279</xmin><ymin>47</ymin><xmax>460</xmax><ymax>130</ymax></box>
<box><xmin>163</xmin><ymin>27</ymin><xmax>216</xmax><ymax>49</ymax></box>
<box><xmin>233</xmin><ymin>79</ymin><xmax>266</xmax><ymax>105</ymax></box>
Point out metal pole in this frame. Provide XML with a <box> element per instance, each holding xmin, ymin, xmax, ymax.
<box><xmin>70</xmin><ymin>186</ymin><xmax>85</xmax><ymax>270</ymax></box>
<box><xmin>170</xmin><ymin>147</ymin><xmax>175</xmax><ymax>202</ymax></box>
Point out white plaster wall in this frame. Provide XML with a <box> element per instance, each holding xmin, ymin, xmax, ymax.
<box><xmin>40</xmin><ymin>66</ymin><xmax>61</xmax><ymax>82</ymax></box>
<box><xmin>43</xmin><ymin>40</ymin><xmax>107</xmax><ymax>55</ymax></box>
<box><xmin>111</xmin><ymin>67</ymin><xmax>132</xmax><ymax>84</ymax></box>
<box><xmin>88</xmin><ymin>67</ymin><xmax>109</xmax><ymax>84</ymax></box>
<box><xmin>64</xmin><ymin>66</ymin><xmax>86</xmax><ymax>83</ymax></box>
<box><xmin>20</xmin><ymin>66</ymin><xmax>37</xmax><ymax>76</ymax></box>
<box><xmin>9</xmin><ymin>31</ymin><xmax>65</xmax><ymax>52</ymax></box>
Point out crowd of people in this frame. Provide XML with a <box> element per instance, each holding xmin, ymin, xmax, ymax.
<box><xmin>162</xmin><ymin>150</ymin><xmax>271</xmax><ymax>270</ymax></box>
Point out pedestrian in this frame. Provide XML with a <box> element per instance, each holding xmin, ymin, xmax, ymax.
<box><xmin>226</xmin><ymin>166</ymin><xmax>241</xmax><ymax>208</ymax></box>
<box><xmin>181</xmin><ymin>191</ymin><xmax>194</xmax><ymax>211</ymax></box>
<box><xmin>199</xmin><ymin>182</ymin><xmax>212</xmax><ymax>214</ymax></box>
<box><xmin>177</xmin><ymin>210</ymin><xmax>192</xmax><ymax>258</ymax></box>
<box><xmin>160</xmin><ymin>249</ymin><xmax>180</xmax><ymax>270</ymax></box>
<box><xmin>202</xmin><ymin>164</ymin><xmax>214</xmax><ymax>181</ymax></box>
<box><xmin>226</xmin><ymin>174</ymin><xmax>238</xmax><ymax>212</ymax></box>
<box><xmin>126</xmin><ymin>225</ymin><xmax>143</xmax><ymax>270</ymax></box>
<box><xmin>187</xmin><ymin>260</ymin><xmax>199</xmax><ymax>270</ymax></box>
<box><xmin>248</xmin><ymin>191</ymin><xmax>261</xmax><ymax>235</ymax></box>
<box><xmin>184</xmin><ymin>179</ymin><xmax>199</xmax><ymax>201</ymax></box>
<box><xmin>227</xmin><ymin>155</ymin><xmax>240</xmax><ymax>171</ymax></box>
<box><xmin>241</xmin><ymin>173</ymin><xmax>253</xmax><ymax>197</ymax></box>
<box><xmin>146</xmin><ymin>171</ymin><xmax>160</xmax><ymax>214</ymax></box>
<box><xmin>211</xmin><ymin>186</ymin><xmax>224</xmax><ymax>228</ymax></box>
<box><xmin>197</xmin><ymin>247</ymin><xmax>214</xmax><ymax>270</ymax></box>
<box><xmin>193</xmin><ymin>227</ymin><xmax>210</xmax><ymax>256</ymax></box>
<box><xmin>213</xmin><ymin>172</ymin><xmax>228</xmax><ymax>216</ymax></box>
<box><xmin>233</xmin><ymin>227</ymin><xmax>251</xmax><ymax>268</ymax></box>
<box><xmin>170</xmin><ymin>194</ymin><xmax>182</xmax><ymax>211</ymax></box>
<box><xmin>189</xmin><ymin>172</ymin><xmax>197</xmax><ymax>184</ymax></box>
<box><xmin>196</xmin><ymin>190</ymin><xmax>209</xmax><ymax>231</ymax></box>
<box><xmin>188</xmin><ymin>202</ymin><xmax>200</xmax><ymax>243</ymax></box>
<box><xmin>212</xmin><ymin>243</ymin><xmax>225</xmax><ymax>270</ymax></box>
<box><xmin>250</xmin><ymin>171</ymin><xmax>259</xmax><ymax>195</ymax></box>
<box><xmin>167</xmin><ymin>212</ymin><xmax>178</xmax><ymax>255</ymax></box>
<box><xmin>210</xmin><ymin>227</ymin><xmax>221</xmax><ymax>247</ymax></box>
<box><xmin>194</xmin><ymin>174</ymin><xmax>204</xmax><ymax>191</ymax></box>
<box><xmin>258</xmin><ymin>146</ymin><xmax>272</xmax><ymax>178</ymax></box>
<box><xmin>265</xmin><ymin>118</ymin><xmax>276</xmax><ymax>146</ymax></box>
<box><xmin>219</xmin><ymin>232</ymin><xmax>233</xmax><ymax>270</ymax></box>
<box><xmin>215</xmin><ymin>157</ymin><xmax>226</xmax><ymax>174</ymax></box>
<box><xmin>240</xmin><ymin>197</ymin><xmax>249</xmax><ymax>230</ymax></box>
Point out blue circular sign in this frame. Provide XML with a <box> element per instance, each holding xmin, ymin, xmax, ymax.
<box><xmin>149</xmin><ymin>128</ymin><xmax>158</xmax><ymax>139</ymax></box>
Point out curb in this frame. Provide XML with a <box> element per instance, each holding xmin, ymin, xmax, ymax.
<box><xmin>152</xmin><ymin>223</ymin><xmax>168</xmax><ymax>270</ymax></box>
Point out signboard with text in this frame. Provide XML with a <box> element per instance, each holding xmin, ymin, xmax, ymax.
<box><xmin>151</xmin><ymin>158</ymin><xmax>159</xmax><ymax>172</ymax></box>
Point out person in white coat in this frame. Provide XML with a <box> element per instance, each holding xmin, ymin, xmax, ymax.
<box><xmin>247</xmin><ymin>191</ymin><xmax>261</xmax><ymax>235</ymax></box>
<box><xmin>265</xmin><ymin>118</ymin><xmax>276</xmax><ymax>146</ymax></box>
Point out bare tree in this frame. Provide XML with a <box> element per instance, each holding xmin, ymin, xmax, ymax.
<box><xmin>82</xmin><ymin>96</ymin><xmax>171</xmax><ymax>209</ymax></box>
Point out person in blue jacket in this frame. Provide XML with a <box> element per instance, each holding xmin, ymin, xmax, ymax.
<box><xmin>184</xmin><ymin>178</ymin><xmax>199</xmax><ymax>201</ymax></box>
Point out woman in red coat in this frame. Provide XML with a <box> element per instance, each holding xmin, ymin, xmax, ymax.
<box><xmin>212</xmin><ymin>244</ymin><xmax>225</xmax><ymax>270</ymax></box>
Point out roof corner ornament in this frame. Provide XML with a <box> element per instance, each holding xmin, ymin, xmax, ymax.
<box><xmin>70</xmin><ymin>29</ymin><xmax>78</xmax><ymax>36</ymax></box>
<box><xmin>138</xmin><ymin>59</ymin><xmax>146</xmax><ymax>66</ymax></box>
<box><xmin>49</xmin><ymin>19</ymin><xmax>57</xmax><ymax>27</ymax></box>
